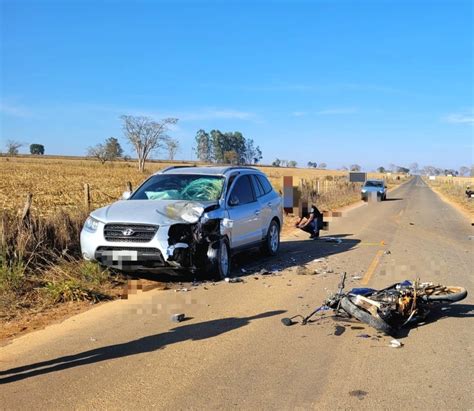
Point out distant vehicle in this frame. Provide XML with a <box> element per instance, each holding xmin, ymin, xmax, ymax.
<box><xmin>361</xmin><ymin>179</ymin><xmax>387</xmax><ymax>201</ymax></box>
<box><xmin>80</xmin><ymin>166</ymin><xmax>283</xmax><ymax>279</ymax></box>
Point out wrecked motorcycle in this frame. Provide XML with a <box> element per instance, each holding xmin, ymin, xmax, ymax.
<box><xmin>282</xmin><ymin>273</ymin><xmax>468</xmax><ymax>335</ymax></box>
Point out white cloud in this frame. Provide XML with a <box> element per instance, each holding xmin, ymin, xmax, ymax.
<box><xmin>291</xmin><ymin>111</ymin><xmax>307</xmax><ymax>117</ymax></box>
<box><xmin>316</xmin><ymin>107</ymin><xmax>358</xmax><ymax>115</ymax></box>
<box><xmin>0</xmin><ymin>102</ymin><xmax>32</xmax><ymax>118</ymax></box>
<box><xmin>443</xmin><ymin>109</ymin><xmax>474</xmax><ymax>124</ymax></box>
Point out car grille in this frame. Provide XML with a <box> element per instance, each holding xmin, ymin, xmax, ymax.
<box><xmin>104</xmin><ymin>224</ymin><xmax>158</xmax><ymax>242</ymax></box>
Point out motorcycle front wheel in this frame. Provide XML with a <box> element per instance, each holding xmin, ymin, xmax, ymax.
<box><xmin>340</xmin><ymin>296</ymin><xmax>395</xmax><ymax>336</ymax></box>
<box><xmin>424</xmin><ymin>286</ymin><xmax>467</xmax><ymax>303</ymax></box>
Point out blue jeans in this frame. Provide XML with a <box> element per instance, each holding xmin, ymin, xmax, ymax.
<box><xmin>299</xmin><ymin>220</ymin><xmax>318</xmax><ymax>235</ymax></box>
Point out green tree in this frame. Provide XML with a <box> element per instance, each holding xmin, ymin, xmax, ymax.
<box><xmin>104</xmin><ymin>137</ymin><xmax>123</xmax><ymax>160</ymax></box>
<box><xmin>272</xmin><ymin>158</ymin><xmax>281</xmax><ymax>167</ymax></box>
<box><xmin>350</xmin><ymin>164</ymin><xmax>361</xmax><ymax>171</ymax></box>
<box><xmin>377</xmin><ymin>166</ymin><xmax>386</xmax><ymax>173</ymax></box>
<box><xmin>30</xmin><ymin>143</ymin><xmax>45</xmax><ymax>155</ymax></box>
<box><xmin>288</xmin><ymin>160</ymin><xmax>297</xmax><ymax>168</ymax></box>
<box><xmin>319</xmin><ymin>162</ymin><xmax>327</xmax><ymax>169</ymax></box>
<box><xmin>194</xmin><ymin>129</ymin><xmax>212</xmax><ymax>162</ymax></box>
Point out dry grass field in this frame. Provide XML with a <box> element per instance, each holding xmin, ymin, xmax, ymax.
<box><xmin>1</xmin><ymin>155</ymin><xmax>399</xmax><ymax>215</ymax></box>
<box><xmin>424</xmin><ymin>175</ymin><xmax>474</xmax><ymax>217</ymax></box>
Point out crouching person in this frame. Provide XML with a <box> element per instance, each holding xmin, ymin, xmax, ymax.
<box><xmin>295</xmin><ymin>204</ymin><xmax>323</xmax><ymax>239</ymax></box>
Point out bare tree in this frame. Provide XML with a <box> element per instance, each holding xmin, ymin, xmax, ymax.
<box><xmin>319</xmin><ymin>162</ymin><xmax>327</xmax><ymax>169</ymax></box>
<box><xmin>6</xmin><ymin>140</ymin><xmax>23</xmax><ymax>156</ymax></box>
<box><xmin>459</xmin><ymin>166</ymin><xmax>470</xmax><ymax>177</ymax></box>
<box><xmin>409</xmin><ymin>162</ymin><xmax>419</xmax><ymax>174</ymax></box>
<box><xmin>166</xmin><ymin>138</ymin><xmax>180</xmax><ymax>161</ymax></box>
<box><xmin>87</xmin><ymin>144</ymin><xmax>108</xmax><ymax>164</ymax></box>
<box><xmin>350</xmin><ymin>164</ymin><xmax>361</xmax><ymax>171</ymax></box>
<box><xmin>121</xmin><ymin>115</ymin><xmax>178</xmax><ymax>172</ymax></box>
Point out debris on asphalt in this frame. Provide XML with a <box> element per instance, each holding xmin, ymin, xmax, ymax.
<box><xmin>171</xmin><ymin>313</ymin><xmax>185</xmax><ymax>323</ymax></box>
<box><xmin>334</xmin><ymin>325</ymin><xmax>346</xmax><ymax>336</ymax></box>
<box><xmin>352</xmin><ymin>275</ymin><xmax>362</xmax><ymax>280</ymax></box>
<box><xmin>357</xmin><ymin>334</ymin><xmax>371</xmax><ymax>338</ymax></box>
<box><xmin>89</xmin><ymin>337</ymin><xmax>97</xmax><ymax>342</ymax></box>
<box><xmin>175</xmin><ymin>287</ymin><xmax>190</xmax><ymax>292</ymax></box>
<box><xmin>389</xmin><ymin>339</ymin><xmax>403</xmax><ymax>348</ymax></box>
<box><xmin>384</xmin><ymin>250</ymin><xmax>391</xmax><ymax>255</ymax></box>
<box><xmin>409</xmin><ymin>222</ymin><xmax>415</xmax><ymax>225</ymax></box>
<box><xmin>257</xmin><ymin>268</ymin><xmax>272</xmax><ymax>275</ymax></box>
<box><xmin>349</xmin><ymin>390</ymin><xmax>368</xmax><ymax>400</ymax></box>
<box><xmin>296</xmin><ymin>266</ymin><xmax>309</xmax><ymax>275</ymax></box>
<box><xmin>225</xmin><ymin>277</ymin><xmax>244</xmax><ymax>283</ymax></box>
<box><xmin>313</xmin><ymin>258</ymin><xmax>327</xmax><ymax>263</ymax></box>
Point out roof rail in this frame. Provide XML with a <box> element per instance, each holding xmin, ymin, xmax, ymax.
<box><xmin>159</xmin><ymin>165</ymin><xmax>197</xmax><ymax>174</ymax></box>
<box><xmin>221</xmin><ymin>166</ymin><xmax>259</xmax><ymax>173</ymax></box>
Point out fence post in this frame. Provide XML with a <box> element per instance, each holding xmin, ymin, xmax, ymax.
<box><xmin>21</xmin><ymin>193</ymin><xmax>33</xmax><ymax>223</ymax></box>
<box><xmin>84</xmin><ymin>183</ymin><xmax>91</xmax><ymax>211</ymax></box>
<box><xmin>126</xmin><ymin>181</ymin><xmax>133</xmax><ymax>192</ymax></box>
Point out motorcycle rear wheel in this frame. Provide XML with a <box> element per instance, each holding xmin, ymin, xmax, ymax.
<box><xmin>340</xmin><ymin>296</ymin><xmax>395</xmax><ymax>335</ymax></box>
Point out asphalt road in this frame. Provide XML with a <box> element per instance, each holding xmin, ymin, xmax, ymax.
<box><xmin>1</xmin><ymin>176</ymin><xmax>473</xmax><ymax>410</ymax></box>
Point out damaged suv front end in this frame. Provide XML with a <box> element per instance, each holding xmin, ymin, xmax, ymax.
<box><xmin>80</xmin><ymin>167</ymin><xmax>282</xmax><ymax>278</ymax></box>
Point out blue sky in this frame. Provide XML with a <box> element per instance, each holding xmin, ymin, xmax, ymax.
<box><xmin>1</xmin><ymin>0</ymin><xmax>472</xmax><ymax>170</ymax></box>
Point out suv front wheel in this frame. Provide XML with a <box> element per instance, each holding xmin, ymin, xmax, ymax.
<box><xmin>207</xmin><ymin>238</ymin><xmax>231</xmax><ymax>280</ymax></box>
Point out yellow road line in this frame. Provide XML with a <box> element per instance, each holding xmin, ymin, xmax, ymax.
<box><xmin>361</xmin><ymin>250</ymin><xmax>384</xmax><ymax>285</ymax></box>
<box><xmin>358</xmin><ymin>241</ymin><xmax>387</xmax><ymax>246</ymax></box>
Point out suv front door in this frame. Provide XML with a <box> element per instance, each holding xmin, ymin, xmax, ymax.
<box><xmin>226</xmin><ymin>175</ymin><xmax>262</xmax><ymax>248</ymax></box>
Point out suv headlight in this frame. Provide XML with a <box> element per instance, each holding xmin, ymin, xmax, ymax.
<box><xmin>84</xmin><ymin>216</ymin><xmax>100</xmax><ymax>232</ymax></box>
<box><xmin>361</xmin><ymin>189</ymin><xmax>367</xmax><ymax>193</ymax></box>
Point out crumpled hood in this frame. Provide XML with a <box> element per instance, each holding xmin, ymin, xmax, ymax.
<box><xmin>91</xmin><ymin>200</ymin><xmax>219</xmax><ymax>226</ymax></box>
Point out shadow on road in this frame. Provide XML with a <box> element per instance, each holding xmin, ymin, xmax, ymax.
<box><xmin>396</xmin><ymin>304</ymin><xmax>474</xmax><ymax>338</ymax></box>
<box><xmin>383</xmin><ymin>198</ymin><xmax>404</xmax><ymax>202</ymax></box>
<box><xmin>0</xmin><ymin>310</ymin><xmax>285</xmax><ymax>385</ymax></box>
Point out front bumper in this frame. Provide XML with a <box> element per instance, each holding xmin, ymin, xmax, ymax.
<box><xmin>80</xmin><ymin>224</ymin><xmax>176</xmax><ymax>271</ymax></box>
<box><xmin>361</xmin><ymin>191</ymin><xmax>385</xmax><ymax>200</ymax></box>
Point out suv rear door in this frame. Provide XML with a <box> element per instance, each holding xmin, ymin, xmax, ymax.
<box><xmin>226</xmin><ymin>174</ymin><xmax>262</xmax><ymax>248</ymax></box>
<box><xmin>250</xmin><ymin>174</ymin><xmax>273</xmax><ymax>238</ymax></box>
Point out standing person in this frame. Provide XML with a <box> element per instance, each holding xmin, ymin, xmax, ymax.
<box><xmin>295</xmin><ymin>204</ymin><xmax>323</xmax><ymax>239</ymax></box>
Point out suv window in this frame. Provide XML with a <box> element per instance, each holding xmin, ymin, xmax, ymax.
<box><xmin>229</xmin><ymin>175</ymin><xmax>256</xmax><ymax>205</ymax></box>
<box><xmin>256</xmin><ymin>175</ymin><xmax>273</xmax><ymax>195</ymax></box>
<box><xmin>251</xmin><ymin>175</ymin><xmax>265</xmax><ymax>197</ymax></box>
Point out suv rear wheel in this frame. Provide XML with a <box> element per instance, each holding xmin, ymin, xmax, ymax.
<box><xmin>262</xmin><ymin>220</ymin><xmax>280</xmax><ymax>256</ymax></box>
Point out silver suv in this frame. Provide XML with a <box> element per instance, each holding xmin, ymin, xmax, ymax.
<box><xmin>80</xmin><ymin>166</ymin><xmax>283</xmax><ymax>279</ymax></box>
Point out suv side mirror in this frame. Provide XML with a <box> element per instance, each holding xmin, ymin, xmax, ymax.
<box><xmin>229</xmin><ymin>196</ymin><xmax>240</xmax><ymax>206</ymax></box>
<box><xmin>122</xmin><ymin>191</ymin><xmax>131</xmax><ymax>200</ymax></box>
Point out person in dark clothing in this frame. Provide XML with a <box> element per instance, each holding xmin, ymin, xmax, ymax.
<box><xmin>466</xmin><ymin>187</ymin><xmax>473</xmax><ymax>198</ymax></box>
<box><xmin>295</xmin><ymin>204</ymin><xmax>322</xmax><ymax>239</ymax></box>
